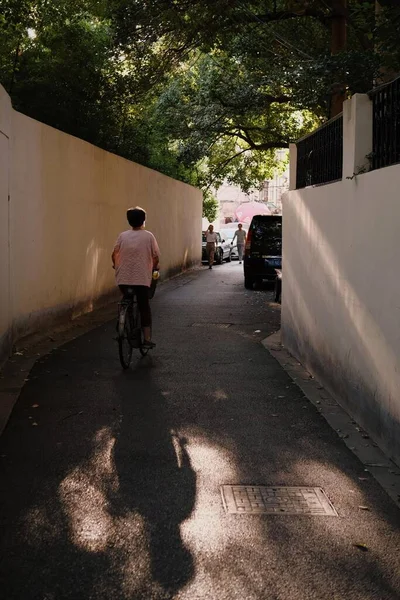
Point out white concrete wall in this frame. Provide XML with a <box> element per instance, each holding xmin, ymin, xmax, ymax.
<box><xmin>282</xmin><ymin>164</ymin><xmax>400</xmax><ymax>466</ymax></box>
<box><xmin>0</xmin><ymin>85</ymin><xmax>202</xmax><ymax>362</ymax></box>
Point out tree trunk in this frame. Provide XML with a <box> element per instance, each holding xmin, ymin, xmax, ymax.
<box><xmin>375</xmin><ymin>0</ymin><xmax>397</xmax><ymax>84</ymax></box>
<box><xmin>330</xmin><ymin>0</ymin><xmax>347</xmax><ymax>118</ymax></box>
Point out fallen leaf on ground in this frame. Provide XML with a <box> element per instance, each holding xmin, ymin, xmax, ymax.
<box><xmin>32</xmin><ymin>422</ymin><xmax>38</xmax><ymax>426</ymax></box>
<box><xmin>358</xmin><ymin>477</ymin><xmax>369</xmax><ymax>481</ymax></box>
<box><xmin>354</xmin><ymin>543</ymin><xmax>369</xmax><ymax>551</ymax></box>
<box><xmin>358</xmin><ymin>506</ymin><xmax>370</xmax><ymax>511</ymax></box>
<box><xmin>32</xmin><ymin>404</ymin><xmax>39</xmax><ymax>408</ymax></box>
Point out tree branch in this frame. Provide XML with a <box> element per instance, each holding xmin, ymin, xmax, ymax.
<box><xmin>215</xmin><ymin>148</ymin><xmax>250</xmax><ymax>171</ymax></box>
<box><xmin>214</xmin><ymin>93</ymin><xmax>292</xmax><ymax>109</ymax></box>
<box><xmin>220</xmin><ymin>129</ymin><xmax>289</xmax><ymax>150</ymax></box>
<box><xmin>251</xmin><ymin>8</ymin><xmax>330</xmax><ymax>27</ymax></box>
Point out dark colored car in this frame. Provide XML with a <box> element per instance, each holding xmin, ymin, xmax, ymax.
<box><xmin>243</xmin><ymin>215</ymin><xmax>282</xmax><ymax>289</ymax></box>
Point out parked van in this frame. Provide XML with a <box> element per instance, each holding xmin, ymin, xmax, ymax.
<box><xmin>243</xmin><ymin>215</ymin><xmax>282</xmax><ymax>289</ymax></box>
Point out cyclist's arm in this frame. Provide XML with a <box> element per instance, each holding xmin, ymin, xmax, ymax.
<box><xmin>152</xmin><ymin>235</ymin><xmax>160</xmax><ymax>271</ymax></box>
<box><xmin>112</xmin><ymin>236</ymin><xmax>121</xmax><ymax>269</ymax></box>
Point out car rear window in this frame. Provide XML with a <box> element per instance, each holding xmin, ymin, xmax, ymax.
<box><xmin>250</xmin><ymin>216</ymin><xmax>282</xmax><ymax>255</ymax></box>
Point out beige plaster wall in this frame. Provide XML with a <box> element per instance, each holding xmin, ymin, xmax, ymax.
<box><xmin>0</xmin><ymin>85</ymin><xmax>202</xmax><ymax>361</ymax></box>
<box><xmin>282</xmin><ymin>166</ymin><xmax>400</xmax><ymax>465</ymax></box>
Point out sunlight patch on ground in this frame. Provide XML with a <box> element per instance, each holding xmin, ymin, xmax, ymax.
<box><xmin>57</xmin><ymin>426</ymin><xmax>153</xmax><ymax>595</ymax></box>
<box><xmin>59</xmin><ymin>427</ymin><xmax>118</xmax><ymax>552</ymax></box>
<box><xmin>179</xmin><ymin>431</ymin><xmax>261</xmax><ymax>544</ymax></box>
<box><xmin>177</xmin><ymin>432</ymin><xmax>267</xmax><ymax>598</ymax></box>
<box><xmin>291</xmin><ymin>458</ymin><xmax>383</xmax><ymax>540</ymax></box>
<box><xmin>213</xmin><ymin>389</ymin><xmax>229</xmax><ymax>401</ymax></box>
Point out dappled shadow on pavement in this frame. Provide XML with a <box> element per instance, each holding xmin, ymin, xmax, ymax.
<box><xmin>0</xmin><ymin>340</ymin><xmax>196</xmax><ymax>600</ymax></box>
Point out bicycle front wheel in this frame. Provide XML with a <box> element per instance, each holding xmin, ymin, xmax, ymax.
<box><xmin>118</xmin><ymin>304</ymin><xmax>133</xmax><ymax>369</ymax></box>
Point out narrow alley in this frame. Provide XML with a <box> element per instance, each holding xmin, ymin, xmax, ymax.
<box><xmin>0</xmin><ymin>264</ymin><xmax>399</xmax><ymax>600</ymax></box>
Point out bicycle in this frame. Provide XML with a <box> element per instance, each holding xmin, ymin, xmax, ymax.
<box><xmin>117</xmin><ymin>278</ymin><xmax>158</xmax><ymax>369</ymax></box>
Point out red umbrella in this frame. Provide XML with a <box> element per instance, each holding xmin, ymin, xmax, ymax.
<box><xmin>235</xmin><ymin>201</ymin><xmax>271</xmax><ymax>224</ymax></box>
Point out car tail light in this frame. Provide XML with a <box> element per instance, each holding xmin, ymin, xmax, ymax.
<box><xmin>245</xmin><ymin>229</ymin><xmax>252</xmax><ymax>256</ymax></box>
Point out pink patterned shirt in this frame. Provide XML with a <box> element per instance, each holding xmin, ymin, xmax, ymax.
<box><xmin>113</xmin><ymin>229</ymin><xmax>160</xmax><ymax>287</ymax></box>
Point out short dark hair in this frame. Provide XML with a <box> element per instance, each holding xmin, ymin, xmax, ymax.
<box><xmin>127</xmin><ymin>206</ymin><xmax>146</xmax><ymax>228</ymax></box>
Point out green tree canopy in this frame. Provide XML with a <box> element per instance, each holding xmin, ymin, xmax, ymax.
<box><xmin>0</xmin><ymin>0</ymin><xmax>398</xmax><ymax>196</ymax></box>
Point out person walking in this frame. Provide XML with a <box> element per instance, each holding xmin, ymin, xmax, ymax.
<box><xmin>205</xmin><ymin>224</ymin><xmax>217</xmax><ymax>269</ymax></box>
<box><xmin>231</xmin><ymin>223</ymin><xmax>246</xmax><ymax>264</ymax></box>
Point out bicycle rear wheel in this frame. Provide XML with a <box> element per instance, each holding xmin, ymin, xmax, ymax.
<box><xmin>118</xmin><ymin>304</ymin><xmax>133</xmax><ymax>369</ymax></box>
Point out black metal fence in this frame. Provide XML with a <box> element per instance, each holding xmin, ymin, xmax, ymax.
<box><xmin>370</xmin><ymin>76</ymin><xmax>400</xmax><ymax>171</ymax></box>
<box><xmin>296</xmin><ymin>115</ymin><xmax>343</xmax><ymax>189</ymax></box>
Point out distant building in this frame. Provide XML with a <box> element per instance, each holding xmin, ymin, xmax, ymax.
<box><xmin>216</xmin><ymin>151</ymin><xmax>289</xmax><ymax>225</ymax></box>
<box><xmin>258</xmin><ymin>173</ymin><xmax>288</xmax><ymax>215</ymax></box>
<box><xmin>216</xmin><ymin>184</ymin><xmax>258</xmax><ymax>226</ymax></box>
<box><xmin>259</xmin><ymin>149</ymin><xmax>289</xmax><ymax>215</ymax></box>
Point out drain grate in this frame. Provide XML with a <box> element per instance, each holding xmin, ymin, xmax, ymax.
<box><xmin>191</xmin><ymin>323</ymin><xmax>232</xmax><ymax>328</ymax></box>
<box><xmin>221</xmin><ymin>486</ymin><xmax>337</xmax><ymax>516</ymax></box>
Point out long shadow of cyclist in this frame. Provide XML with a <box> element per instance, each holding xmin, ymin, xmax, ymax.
<box><xmin>111</xmin><ymin>361</ymin><xmax>196</xmax><ymax>597</ymax></box>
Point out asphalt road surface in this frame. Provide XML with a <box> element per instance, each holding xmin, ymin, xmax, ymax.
<box><xmin>1</xmin><ymin>263</ymin><xmax>400</xmax><ymax>600</ymax></box>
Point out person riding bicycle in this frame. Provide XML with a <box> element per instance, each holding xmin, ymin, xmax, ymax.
<box><xmin>112</xmin><ymin>206</ymin><xmax>160</xmax><ymax>349</ymax></box>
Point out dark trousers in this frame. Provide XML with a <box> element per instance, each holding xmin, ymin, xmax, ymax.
<box><xmin>119</xmin><ymin>285</ymin><xmax>151</xmax><ymax>327</ymax></box>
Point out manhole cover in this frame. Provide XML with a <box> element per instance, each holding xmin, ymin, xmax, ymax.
<box><xmin>221</xmin><ymin>486</ymin><xmax>337</xmax><ymax>516</ymax></box>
